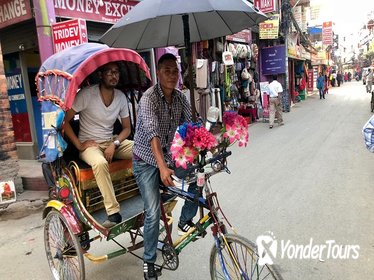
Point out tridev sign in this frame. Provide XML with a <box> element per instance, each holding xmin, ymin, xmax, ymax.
<box><xmin>54</xmin><ymin>0</ymin><xmax>139</xmax><ymax>24</ymax></box>
<box><xmin>0</xmin><ymin>0</ymin><xmax>32</xmax><ymax>29</ymax></box>
<box><xmin>254</xmin><ymin>0</ymin><xmax>276</xmax><ymax>14</ymax></box>
<box><xmin>52</xmin><ymin>19</ymin><xmax>88</xmax><ymax>53</ymax></box>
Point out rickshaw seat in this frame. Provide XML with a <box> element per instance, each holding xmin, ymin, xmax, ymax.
<box><xmin>64</xmin><ymin>118</ymin><xmax>139</xmax><ymax>213</ymax></box>
<box><xmin>71</xmin><ymin>158</ymin><xmax>133</xmax><ymax>191</ymax></box>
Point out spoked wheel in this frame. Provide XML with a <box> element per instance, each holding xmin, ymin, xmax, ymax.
<box><xmin>44</xmin><ymin>210</ymin><xmax>85</xmax><ymax>280</ymax></box>
<box><xmin>210</xmin><ymin>234</ymin><xmax>282</xmax><ymax>280</ymax></box>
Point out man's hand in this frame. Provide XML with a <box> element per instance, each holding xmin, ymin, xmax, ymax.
<box><xmin>78</xmin><ymin>140</ymin><xmax>98</xmax><ymax>152</ymax></box>
<box><xmin>159</xmin><ymin>165</ymin><xmax>175</xmax><ymax>187</ymax></box>
<box><xmin>104</xmin><ymin>143</ymin><xmax>116</xmax><ymax>163</ymax></box>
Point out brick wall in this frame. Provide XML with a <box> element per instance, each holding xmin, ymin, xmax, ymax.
<box><xmin>0</xmin><ymin>44</ymin><xmax>23</xmax><ymax>192</ymax></box>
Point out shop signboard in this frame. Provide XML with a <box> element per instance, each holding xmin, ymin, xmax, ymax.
<box><xmin>5</xmin><ymin>64</ymin><xmax>32</xmax><ymax>142</ymax></box>
<box><xmin>322</xmin><ymin>21</ymin><xmax>333</xmax><ymax>46</ymax></box>
<box><xmin>226</xmin><ymin>29</ymin><xmax>252</xmax><ymax>43</ymax></box>
<box><xmin>259</xmin><ymin>14</ymin><xmax>280</xmax><ymax>40</ymax></box>
<box><xmin>261</xmin><ymin>45</ymin><xmax>286</xmax><ymax>75</ymax></box>
<box><xmin>0</xmin><ymin>180</ymin><xmax>16</xmax><ymax>205</ymax></box>
<box><xmin>254</xmin><ymin>0</ymin><xmax>276</xmax><ymax>14</ymax></box>
<box><xmin>52</xmin><ymin>19</ymin><xmax>88</xmax><ymax>53</ymax></box>
<box><xmin>54</xmin><ymin>0</ymin><xmax>139</xmax><ymax>24</ymax></box>
<box><xmin>0</xmin><ymin>0</ymin><xmax>32</xmax><ymax>29</ymax></box>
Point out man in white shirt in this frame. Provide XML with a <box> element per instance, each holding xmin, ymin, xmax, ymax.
<box><xmin>267</xmin><ymin>75</ymin><xmax>284</xmax><ymax>129</ymax></box>
<box><xmin>64</xmin><ymin>62</ymin><xmax>133</xmax><ymax>227</ymax></box>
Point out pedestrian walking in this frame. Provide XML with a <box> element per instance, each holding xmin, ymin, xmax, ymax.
<box><xmin>366</xmin><ymin>68</ymin><xmax>373</xmax><ymax>93</ymax></box>
<box><xmin>267</xmin><ymin>75</ymin><xmax>284</xmax><ymax>129</ymax></box>
<box><xmin>324</xmin><ymin>73</ymin><xmax>329</xmax><ymax>95</ymax></box>
<box><xmin>337</xmin><ymin>72</ymin><xmax>343</xmax><ymax>87</ymax></box>
<box><xmin>317</xmin><ymin>72</ymin><xmax>325</xmax><ymax>99</ymax></box>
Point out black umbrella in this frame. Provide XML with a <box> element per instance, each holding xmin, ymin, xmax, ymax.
<box><xmin>100</xmin><ymin>0</ymin><xmax>267</xmax><ymax>119</ymax></box>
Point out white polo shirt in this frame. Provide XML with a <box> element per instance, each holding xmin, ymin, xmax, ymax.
<box><xmin>267</xmin><ymin>80</ymin><xmax>283</xmax><ymax>98</ymax></box>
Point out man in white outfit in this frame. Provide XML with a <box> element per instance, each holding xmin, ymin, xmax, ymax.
<box><xmin>267</xmin><ymin>75</ymin><xmax>284</xmax><ymax>129</ymax></box>
<box><xmin>64</xmin><ymin>62</ymin><xmax>133</xmax><ymax>227</ymax></box>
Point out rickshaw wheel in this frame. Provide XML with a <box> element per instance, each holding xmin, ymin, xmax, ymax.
<box><xmin>44</xmin><ymin>209</ymin><xmax>85</xmax><ymax>280</ymax></box>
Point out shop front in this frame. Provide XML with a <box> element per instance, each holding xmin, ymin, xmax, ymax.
<box><xmin>0</xmin><ymin>0</ymin><xmax>143</xmax><ymax>159</ymax></box>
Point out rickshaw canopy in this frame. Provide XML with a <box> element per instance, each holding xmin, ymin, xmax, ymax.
<box><xmin>37</xmin><ymin>42</ymin><xmax>152</xmax><ymax>110</ymax></box>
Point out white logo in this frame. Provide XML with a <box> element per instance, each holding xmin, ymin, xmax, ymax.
<box><xmin>256</xmin><ymin>231</ymin><xmax>277</xmax><ymax>265</ymax></box>
<box><xmin>256</xmin><ymin>232</ymin><xmax>360</xmax><ymax>265</ymax></box>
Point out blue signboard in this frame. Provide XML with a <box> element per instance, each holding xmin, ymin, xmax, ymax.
<box><xmin>6</xmin><ymin>71</ymin><xmax>27</xmax><ymax>114</ymax></box>
<box><xmin>261</xmin><ymin>45</ymin><xmax>286</xmax><ymax>75</ymax></box>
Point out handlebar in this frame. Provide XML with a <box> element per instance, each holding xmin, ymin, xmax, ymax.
<box><xmin>174</xmin><ymin>150</ymin><xmax>232</xmax><ymax>179</ymax></box>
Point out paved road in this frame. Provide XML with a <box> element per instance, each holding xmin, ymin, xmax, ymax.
<box><xmin>1</xmin><ymin>81</ymin><xmax>373</xmax><ymax>280</ymax></box>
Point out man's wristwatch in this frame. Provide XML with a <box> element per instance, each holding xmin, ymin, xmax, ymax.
<box><xmin>113</xmin><ymin>139</ymin><xmax>121</xmax><ymax>148</ymax></box>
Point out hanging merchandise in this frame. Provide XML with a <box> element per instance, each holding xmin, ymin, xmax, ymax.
<box><xmin>237</xmin><ymin>44</ymin><xmax>247</xmax><ymax>59</ymax></box>
<box><xmin>196</xmin><ymin>59</ymin><xmax>208</xmax><ymax>88</ymax></box>
<box><xmin>241</xmin><ymin>68</ymin><xmax>251</xmax><ymax>80</ymax></box>
<box><xmin>222</xmin><ymin>51</ymin><xmax>234</xmax><ymax>66</ymax></box>
<box><xmin>210</xmin><ymin>61</ymin><xmax>220</xmax><ymax>87</ymax></box>
<box><xmin>246</xmin><ymin>45</ymin><xmax>252</xmax><ymax>60</ymax></box>
<box><xmin>228</xmin><ymin>43</ymin><xmax>237</xmax><ymax>59</ymax></box>
<box><xmin>251</xmin><ymin>43</ymin><xmax>259</xmax><ymax>61</ymax></box>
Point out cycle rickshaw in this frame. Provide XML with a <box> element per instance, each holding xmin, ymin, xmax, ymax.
<box><xmin>37</xmin><ymin>43</ymin><xmax>282</xmax><ymax>280</ymax></box>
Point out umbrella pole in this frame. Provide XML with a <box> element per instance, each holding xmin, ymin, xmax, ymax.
<box><xmin>183</xmin><ymin>14</ymin><xmax>197</xmax><ymax>122</ymax></box>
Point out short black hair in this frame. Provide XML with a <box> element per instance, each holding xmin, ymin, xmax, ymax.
<box><xmin>98</xmin><ymin>62</ymin><xmax>120</xmax><ymax>75</ymax></box>
<box><xmin>158</xmin><ymin>53</ymin><xmax>177</xmax><ymax>68</ymax></box>
<box><xmin>272</xmin><ymin>75</ymin><xmax>278</xmax><ymax>81</ymax></box>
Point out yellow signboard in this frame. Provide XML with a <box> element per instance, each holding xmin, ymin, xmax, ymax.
<box><xmin>259</xmin><ymin>14</ymin><xmax>280</xmax><ymax>40</ymax></box>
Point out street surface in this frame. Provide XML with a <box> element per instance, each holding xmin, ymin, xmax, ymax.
<box><xmin>1</xmin><ymin>81</ymin><xmax>373</xmax><ymax>280</ymax></box>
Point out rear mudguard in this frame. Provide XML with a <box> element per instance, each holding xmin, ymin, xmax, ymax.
<box><xmin>43</xmin><ymin>200</ymin><xmax>82</xmax><ymax>234</ymax></box>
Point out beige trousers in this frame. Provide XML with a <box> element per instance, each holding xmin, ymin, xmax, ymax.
<box><xmin>269</xmin><ymin>97</ymin><xmax>283</xmax><ymax>126</ymax></box>
<box><xmin>80</xmin><ymin>139</ymin><xmax>133</xmax><ymax>215</ymax></box>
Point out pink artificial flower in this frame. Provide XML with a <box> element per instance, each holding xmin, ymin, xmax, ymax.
<box><xmin>171</xmin><ymin>133</ymin><xmax>185</xmax><ymax>155</ymax></box>
<box><xmin>182</xmin><ymin>146</ymin><xmax>197</xmax><ymax>162</ymax></box>
<box><xmin>192</xmin><ymin>127</ymin><xmax>218</xmax><ymax>151</ymax></box>
<box><xmin>223</xmin><ymin>111</ymin><xmax>237</xmax><ymax>126</ymax></box>
<box><xmin>238</xmin><ymin>131</ymin><xmax>249</xmax><ymax>147</ymax></box>
<box><xmin>223</xmin><ymin>124</ymin><xmax>237</xmax><ymax>144</ymax></box>
<box><xmin>174</xmin><ymin>153</ymin><xmax>188</xmax><ymax>169</ymax></box>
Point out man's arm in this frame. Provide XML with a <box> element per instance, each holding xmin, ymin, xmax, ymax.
<box><xmin>64</xmin><ymin>109</ymin><xmax>97</xmax><ymax>152</ymax></box>
<box><xmin>151</xmin><ymin>137</ymin><xmax>174</xmax><ymax>186</ymax></box>
<box><xmin>104</xmin><ymin>116</ymin><xmax>131</xmax><ymax>163</ymax></box>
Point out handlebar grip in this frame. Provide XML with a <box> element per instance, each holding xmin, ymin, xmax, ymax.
<box><xmin>207</xmin><ymin>151</ymin><xmax>232</xmax><ymax>164</ymax></box>
<box><xmin>174</xmin><ymin>151</ymin><xmax>232</xmax><ymax>179</ymax></box>
<box><xmin>174</xmin><ymin>166</ymin><xmax>195</xmax><ymax>179</ymax></box>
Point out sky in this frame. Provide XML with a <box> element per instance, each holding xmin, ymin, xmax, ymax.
<box><xmin>312</xmin><ymin>0</ymin><xmax>374</xmax><ymax>35</ymax></box>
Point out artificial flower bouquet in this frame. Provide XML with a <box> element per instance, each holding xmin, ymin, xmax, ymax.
<box><xmin>171</xmin><ymin>111</ymin><xmax>249</xmax><ymax>169</ymax></box>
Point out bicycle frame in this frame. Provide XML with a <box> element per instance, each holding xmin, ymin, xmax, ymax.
<box><xmin>159</xmin><ymin>150</ymin><xmax>232</xmax><ymax>253</ymax></box>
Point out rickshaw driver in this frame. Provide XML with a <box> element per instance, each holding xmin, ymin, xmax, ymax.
<box><xmin>132</xmin><ymin>53</ymin><xmax>199</xmax><ymax>280</ymax></box>
<box><xmin>64</xmin><ymin>62</ymin><xmax>133</xmax><ymax>227</ymax></box>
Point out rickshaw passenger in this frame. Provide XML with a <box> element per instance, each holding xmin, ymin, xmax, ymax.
<box><xmin>64</xmin><ymin>62</ymin><xmax>133</xmax><ymax>227</ymax></box>
<box><xmin>132</xmin><ymin>53</ymin><xmax>198</xmax><ymax>280</ymax></box>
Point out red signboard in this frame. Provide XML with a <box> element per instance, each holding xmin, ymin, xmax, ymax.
<box><xmin>307</xmin><ymin>69</ymin><xmax>313</xmax><ymax>91</ymax></box>
<box><xmin>0</xmin><ymin>0</ymin><xmax>32</xmax><ymax>29</ymax></box>
<box><xmin>52</xmin><ymin>19</ymin><xmax>88</xmax><ymax>53</ymax></box>
<box><xmin>322</xmin><ymin>21</ymin><xmax>333</xmax><ymax>46</ymax></box>
<box><xmin>54</xmin><ymin>0</ymin><xmax>139</xmax><ymax>24</ymax></box>
<box><xmin>254</xmin><ymin>0</ymin><xmax>276</xmax><ymax>14</ymax></box>
<box><xmin>226</xmin><ymin>29</ymin><xmax>252</xmax><ymax>43</ymax></box>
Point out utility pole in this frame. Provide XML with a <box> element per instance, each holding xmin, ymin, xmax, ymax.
<box><xmin>281</xmin><ymin>0</ymin><xmax>291</xmax><ymax>112</ymax></box>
